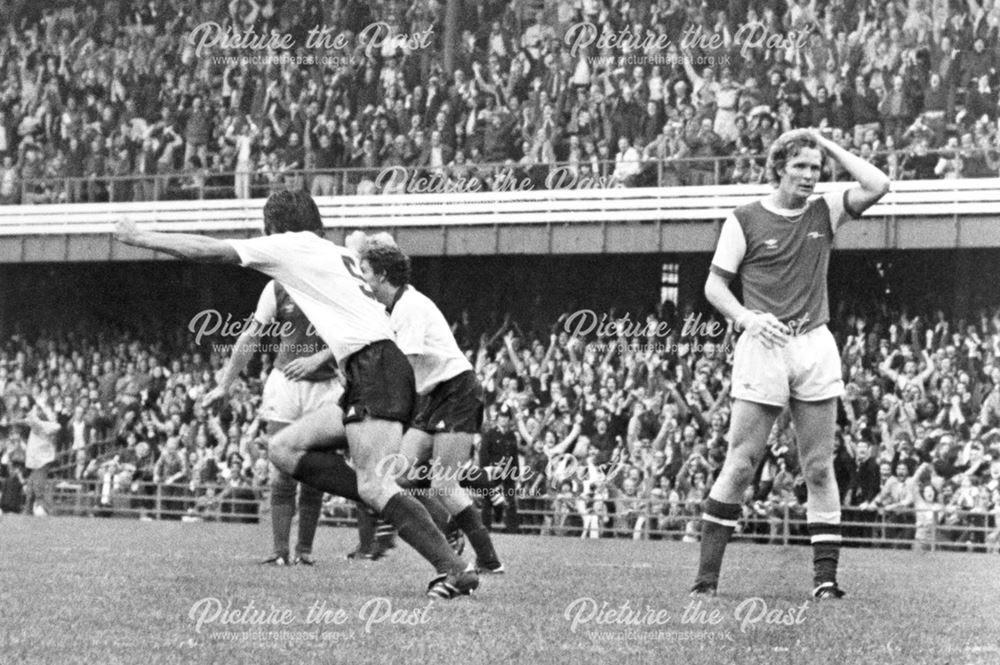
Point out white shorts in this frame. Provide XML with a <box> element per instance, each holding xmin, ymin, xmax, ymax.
<box><xmin>731</xmin><ymin>324</ymin><xmax>843</xmax><ymax>407</ymax></box>
<box><xmin>260</xmin><ymin>369</ymin><xmax>342</xmax><ymax>424</ymax></box>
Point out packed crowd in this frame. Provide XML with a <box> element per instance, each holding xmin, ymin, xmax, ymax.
<box><xmin>2</xmin><ymin>298</ymin><xmax>999</xmax><ymax>551</ymax></box>
<box><xmin>1</xmin><ymin>0</ymin><xmax>998</xmax><ymax>205</ymax></box>
<box><xmin>0</xmin><ymin>322</ymin><xmax>270</xmax><ymax>519</ymax></box>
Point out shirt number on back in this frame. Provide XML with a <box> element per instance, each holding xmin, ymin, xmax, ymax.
<box><xmin>341</xmin><ymin>255</ymin><xmax>377</xmax><ymax>300</ymax></box>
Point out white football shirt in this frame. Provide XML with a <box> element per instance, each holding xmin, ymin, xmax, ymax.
<box><xmin>252</xmin><ymin>280</ymin><xmax>278</xmax><ymax>324</ymax></box>
<box><xmin>390</xmin><ymin>286</ymin><xmax>472</xmax><ymax>395</ymax></box>
<box><xmin>228</xmin><ymin>232</ymin><xmax>392</xmax><ymax>364</ymax></box>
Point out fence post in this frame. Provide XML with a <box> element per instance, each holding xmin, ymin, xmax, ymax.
<box><xmin>930</xmin><ymin>510</ymin><xmax>937</xmax><ymax>552</ymax></box>
<box><xmin>782</xmin><ymin>504</ymin><xmax>789</xmax><ymax>546</ymax></box>
<box><xmin>154</xmin><ymin>483</ymin><xmax>162</xmax><ymax>520</ymax></box>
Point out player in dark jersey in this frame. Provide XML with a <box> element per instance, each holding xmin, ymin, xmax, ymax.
<box><xmin>115</xmin><ymin>191</ymin><xmax>477</xmax><ymax>599</ymax></box>
<box><xmin>204</xmin><ymin>280</ymin><xmax>340</xmax><ymax>566</ymax></box>
<box><xmin>358</xmin><ymin>236</ymin><xmax>504</xmax><ymax>574</ymax></box>
<box><xmin>692</xmin><ymin>129</ymin><xmax>890</xmax><ymax>599</ymax></box>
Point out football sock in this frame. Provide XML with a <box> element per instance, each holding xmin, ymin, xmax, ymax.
<box><xmin>694</xmin><ymin>498</ymin><xmax>742</xmax><ymax>587</ymax></box>
<box><xmin>270</xmin><ymin>471</ymin><xmax>296</xmax><ymax>559</ymax></box>
<box><xmin>453</xmin><ymin>505</ymin><xmax>500</xmax><ymax>567</ymax></box>
<box><xmin>808</xmin><ymin>510</ymin><xmax>842</xmax><ymax>587</ymax></box>
<box><xmin>381</xmin><ymin>492</ymin><xmax>465</xmax><ymax>575</ymax></box>
<box><xmin>414</xmin><ymin>493</ymin><xmax>452</xmax><ymax>533</ymax></box>
<box><xmin>355</xmin><ymin>504</ymin><xmax>376</xmax><ymax>551</ymax></box>
<box><xmin>375</xmin><ymin>517</ymin><xmax>396</xmax><ymax>547</ymax></box>
<box><xmin>295</xmin><ymin>482</ymin><xmax>324</xmax><ymax>556</ymax></box>
<box><xmin>291</xmin><ymin>452</ymin><xmax>361</xmax><ymax>502</ymax></box>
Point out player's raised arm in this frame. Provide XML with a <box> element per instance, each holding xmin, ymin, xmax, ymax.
<box><xmin>813</xmin><ymin>130</ymin><xmax>891</xmax><ymax>216</ymax></box>
<box><xmin>114</xmin><ymin>218</ymin><xmax>240</xmax><ymax>263</ymax></box>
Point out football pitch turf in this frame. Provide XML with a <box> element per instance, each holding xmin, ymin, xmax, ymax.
<box><xmin>2</xmin><ymin>515</ymin><xmax>999</xmax><ymax>665</ymax></box>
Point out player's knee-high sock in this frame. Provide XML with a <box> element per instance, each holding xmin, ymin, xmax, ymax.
<box><xmin>291</xmin><ymin>452</ymin><xmax>361</xmax><ymax>502</ymax></box>
<box><xmin>296</xmin><ymin>482</ymin><xmax>324</xmax><ymax>556</ymax></box>
<box><xmin>381</xmin><ymin>492</ymin><xmax>466</xmax><ymax>575</ymax></box>
<box><xmin>271</xmin><ymin>470</ymin><xmax>297</xmax><ymax>558</ymax></box>
<box><xmin>453</xmin><ymin>505</ymin><xmax>501</xmax><ymax>568</ymax></box>
<box><xmin>355</xmin><ymin>504</ymin><xmax>376</xmax><ymax>551</ymax></box>
<box><xmin>807</xmin><ymin>509</ymin><xmax>842</xmax><ymax>587</ymax></box>
<box><xmin>414</xmin><ymin>493</ymin><xmax>452</xmax><ymax>533</ymax></box>
<box><xmin>375</xmin><ymin>517</ymin><xmax>396</xmax><ymax>548</ymax></box>
<box><xmin>694</xmin><ymin>498</ymin><xmax>742</xmax><ymax>587</ymax></box>
<box><xmin>401</xmin><ymin>475</ymin><xmax>449</xmax><ymax>539</ymax></box>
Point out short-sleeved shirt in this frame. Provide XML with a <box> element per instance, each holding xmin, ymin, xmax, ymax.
<box><xmin>388</xmin><ymin>285</ymin><xmax>472</xmax><ymax>396</ymax></box>
<box><xmin>709</xmin><ymin>190</ymin><xmax>860</xmax><ymax>333</ymax></box>
<box><xmin>228</xmin><ymin>232</ymin><xmax>392</xmax><ymax>364</ymax></box>
<box><xmin>252</xmin><ymin>280</ymin><xmax>337</xmax><ymax>382</ymax></box>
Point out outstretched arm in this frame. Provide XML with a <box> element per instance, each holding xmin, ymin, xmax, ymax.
<box><xmin>114</xmin><ymin>219</ymin><xmax>240</xmax><ymax>263</ymax></box>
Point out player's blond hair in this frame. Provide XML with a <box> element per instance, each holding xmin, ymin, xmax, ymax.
<box><xmin>765</xmin><ymin>129</ymin><xmax>826</xmax><ymax>186</ymax></box>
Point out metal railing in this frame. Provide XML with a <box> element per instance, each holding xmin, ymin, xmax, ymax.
<box><xmin>21</xmin><ymin>481</ymin><xmax>998</xmax><ymax>553</ymax></box>
<box><xmin>517</xmin><ymin>497</ymin><xmax>999</xmax><ymax>551</ymax></box>
<box><xmin>3</xmin><ymin>148</ymin><xmax>994</xmax><ymax>206</ymax></box>
<box><xmin>38</xmin><ymin>478</ymin><xmax>359</xmax><ymax>526</ymax></box>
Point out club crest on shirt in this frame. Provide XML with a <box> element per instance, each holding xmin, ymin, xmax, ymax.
<box><xmin>807</xmin><ymin>231</ymin><xmax>824</xmax><ymax>239</ymax></box>
<box><xmin>764</xmin><ymin>238</ymin><xmax>779</xmax><ymax>250</ymax></box>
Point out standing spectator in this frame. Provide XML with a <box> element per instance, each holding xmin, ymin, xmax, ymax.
<box><xmin>0</xmin><ymin>155</ymin><xmax>19</xmax><ymax>205</ymax></box>
<box><xmin>153</xmin><ymin>436</ymin><xmax>188</xmax><ymax>519</ymax></box>
<box><xmin>845</xmin><ymin>439</ymin><xmax>881</xmax><ymax>542</ymax></box>
<box><xmin>849</xmin><ymin>76</ymin><xmax>881</xmax><ymax>146</ymax></box>
<box><xmin>480</xmin><ymin>406</ymin><xmax>523</xmax><ymax>533</ymax></box>
<box><xmin>874</xmin><ymin>462</ymin><xmax>914</xmax><ymax>545</ymax></box>
<box><xmin>612</xmin><ymin>136</ymin><xmax>641</xmax><ymax>186</ymax></box>
<box><xmin>20</xmin><ymin>400</ymin><xmax>60</xmax><ymax>516</ymax></box>
<box><xmin>685</xmin><ymin>117</ymin><xmax>722</xmax><ymax>186</ymax></box>
<box><xmin>183</xmin><ymin>96</ymin><xmax>211</xmax><ymax>169</ymax></box>
<box><xmin>226</xmin><ymin>116</ymin><xmax>258</xmax><ymax>200</ymax></box>
<box><xmin>309</xmin><ymin>128</ymin><xmax>341</xmax><ymax>197</ymax></box>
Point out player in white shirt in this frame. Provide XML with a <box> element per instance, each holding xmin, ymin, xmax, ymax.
<box><xmin>359</xmin><ymin>236</ymin><xmax>504</xmax><ymax>574</ymax></box>
<box><xmin>115</xmin><ymin>190</ymin><xmax>477</xmax><ymax>598</ymax></box>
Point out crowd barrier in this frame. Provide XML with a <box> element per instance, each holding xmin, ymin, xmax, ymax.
<box><xmin>5</xmin><ymin>148</ymin><xmax>998</xmax><ymax>207</ymax></box>
<box><xmin>12</xmin><ymin>479</ymin><xmax>997</xmax><ymax>554</ymax></box>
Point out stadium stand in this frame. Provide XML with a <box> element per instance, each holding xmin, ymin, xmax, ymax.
<box><xmin>2</xmin><ymin>298</ymin><xmax>999</xmax><ymax>551</ymax></box>
<box><xmin>0</xmin><ymin>0</ymin><xmax>998</xmax><ymax>204</ymax></box>
<box><xmin>1</xmin><ymin>0</ymin><xmax>998</xmax><ymax>552</ymax></box>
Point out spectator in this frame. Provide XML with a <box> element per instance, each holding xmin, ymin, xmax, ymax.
<box><xmin>20</xmin><ymin>400</ymin><xmax>60</xmax><ymax>516</ymax></box>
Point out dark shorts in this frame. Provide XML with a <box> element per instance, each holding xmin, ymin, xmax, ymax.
<box><xmin>412</xmin><ymin>370</ymin><xmax>484</xmax><ymax>434</ymax></box>
<box><xmin>339</xmin><ymin>340</ymin><xmax>415</xmax><ymax>425</ymax></box>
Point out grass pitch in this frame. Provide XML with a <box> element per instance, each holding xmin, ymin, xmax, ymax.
<box><xmin>2</xmin><ymin>515</ymin><xmax>998</xmax><ymax>665</ymax></box>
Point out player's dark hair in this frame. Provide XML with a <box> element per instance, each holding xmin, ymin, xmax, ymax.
<box><xmin>262</xmin><ymin>190</ymin><xmax>324</xmax><ymax>236</ymax></box>
<box><xmin>765</xmin><ymin>129</ymin><xmax>826</xmax><ymax>186</ymax></box>
<box><xmin>362</xmin><ymin>243</ymin><xmax>411</xmax><ymax>287</ymax></box>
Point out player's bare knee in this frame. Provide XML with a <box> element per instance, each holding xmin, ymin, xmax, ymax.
<box><xmin>270</xmin><ymin>466</ymin><xmax>297</xmax><ymax>499</ymax></box>
<box><xmin>430</xmin><ymin>474</ymin><xmax>461</xmax><ymax>500</ymax></box>
<box><xmin>268</xmin><ymin>443</ymin><xmax>294</xmax><ymax>474</ymax></box>
<box><xmin>725</xmin><ymin>453</ymin><xmax>760</xmax><ymax>489</ymax></box>
<box><xmin>803</xmin><ymin>458</ymin><xmax>834</xmax><ymax>488</ymax></box>
<box><xmin>356</xmin><ymin>471</ymin><xmax>395</xmax><ymax>506</ymax></box>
